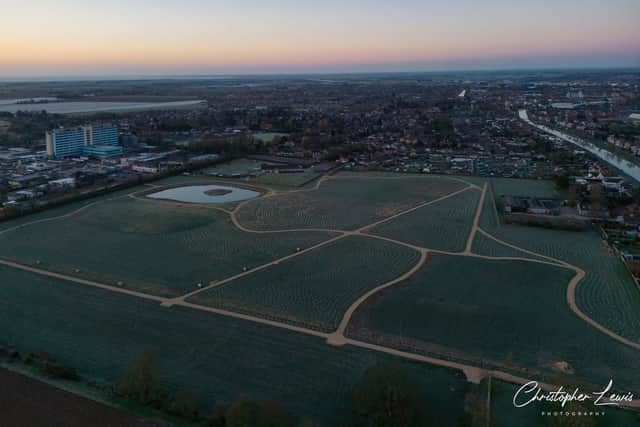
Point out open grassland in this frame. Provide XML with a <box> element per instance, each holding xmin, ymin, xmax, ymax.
<box><xmin>0</xmin><ymin>266</ymin><xmax>470</xmax><ymax>426</ymax></box>
<box><xmin>334</xmin><ymin>171</ymin><xmax>482</xmax><ymax>186</ymax></box>
<box><xmin>0</xmin><ymin>186</ymin><xmax>145</xmax><ymax>233</ymax></box>
<box><xmin>189</xmin><ymin>236</ymin><xmax>420</xmax><ymax>332</ymax></box>
<box><xmin>251</xmin><ymin>172</ymin><xmax>320</xmax><ymax>188</ymax></box>
<box><xmin>479</xmin><ymin>183</ymin><xmax>501</xmax><ymax>229</ymax></box>
<box><xmin>347</xmin><ymin>254</ymin><xmax>640</xmax><ymax>392</ymax></box>
<box><xmin>369</xmin><ymin>188</ymin><xmax>480</xmax><ymax>252</ymax></box>
<box><xmin>478</xmin><ymin>186</ymin><xmax>640</xmax><ymax>342</ymax></box>
<box><xmin>471</xmin><ymin>232</ymin><xmax>549</xmax><ymax>262</ymax></box>
<box><xmin>0</xmin><ymin>197</ymin><xmax>334</xmax><ymax>297</ymax></box>
<box><xmin>236</xmin><ymin>175</ymin><xmax>468</xmax><ymax>231</ymax></box>
<box><xmin>490</xmin><ymin>178</ymin><xmax>563</xmax><ymax>199</ymax></box>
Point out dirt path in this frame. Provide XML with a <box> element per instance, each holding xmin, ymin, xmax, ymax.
<box><xmin>476</xmin><ymin>228</ymin><xmax>568</xmax><ymax>267</ymax></box>
<box><xmin>2</xmin><ymin>172</ymin><xmax>640</xmax><ymax>402</ymax></box>
<box><xmin>0</xmin><ymin>197</ymin><xmax>116</xmax><ymax>237</ymax></box>
<box><xmin>328</xmin><ymin>249</ymin><xmax>428</xmax><ymax>346</ymax></box>
<box><xmin>0</xmin><ymin>258</ymin><xmax>166</xmax><ymax>303</ymax></box>
<box><xmin>178</xmin><ymin>233</ymin><xmax>348</xmax><ymax>300</ymax></box>
<box><xmin>565</xmin><ymin>267</ymin><xmax>640</xmax><ymax>351</ymax></box>
<box><xmin>357</xmin><ymin>186</ymin><xmax>474</xmax><ymax>233</ymax></box>
<box><xmin>464</xmin><ymin>183</ymin><xmax>487</xmax><ymax>253</ymax></box>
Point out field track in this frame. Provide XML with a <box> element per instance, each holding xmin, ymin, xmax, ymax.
<box><xmin>1</xmin><ymin>172</ymin><xmax>639</xmax><ymax>406</ymax></box>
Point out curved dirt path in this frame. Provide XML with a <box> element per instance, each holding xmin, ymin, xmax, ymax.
<box><xmin>2</xmin><ymin>171</ymin><xmax>640</xmax><ymax>398</ymax></box>
<box><xmin>328</xmin><ymin>249</ymin><xmax>428</xmax><ymax>345</ymax></box>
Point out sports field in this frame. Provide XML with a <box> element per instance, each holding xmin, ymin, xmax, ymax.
<box><xmin>1</xmin><ymin>169</ymin><xmax>639</xmax><ymax>422</ymax></box>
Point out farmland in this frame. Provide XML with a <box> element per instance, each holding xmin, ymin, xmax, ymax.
<box><xmin>189</xmin><ymin>236</ymin><xmax>421</xmax><ymax>332</ymax></box>
<box><xmin>0</xmin><ymin>195</ymin><xmax>333</xmax><ymax>297</ymax></box>
<box><xmin>251</xmin><ymin>172</ymin><xmax>320</xmax><ymax>188</ymax></box>
<box><xmin>477</xmin><ymin>201</ymin><xmax>640</xmax><ymax>341</ymax></box>
<box><xmin>0</xmin><ymin>265</ymin><xmax>470</xmax><ymax>426</ymax></box>
<box><xmin>1</xmin><ymin>170</ymin><xmax>639</xmax><ymax>423</ymax></box>
<box><xmin>235</xmin><ymin>175</ymin><xmax>468</xmax><ymax>230</ymax></box>
<box><xmin>347</xmin><ymin>253</ymin><xmax>640</xmax><ymax>392</ymax></box>
<box><xmin>369</xmin><ymin>187</ymin><xmax>481</xmax><ymax>252</ymax></box>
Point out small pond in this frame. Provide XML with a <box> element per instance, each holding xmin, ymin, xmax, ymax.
<box><xmin>147</xmin><ymin>185</ymin><xmax>259</xmax><ymax>204</ymax></box>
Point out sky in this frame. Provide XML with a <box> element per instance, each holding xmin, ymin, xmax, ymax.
<box><xmin>1</xmin><ymin>0</ymin><xmax>639</xmax><ymax>77</ymax></box>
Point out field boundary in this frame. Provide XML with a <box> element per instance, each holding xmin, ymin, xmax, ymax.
<box><xmin>2</xmin><ymin>172</ymin><xmax>640</xmax><ymax>406</ymax></box>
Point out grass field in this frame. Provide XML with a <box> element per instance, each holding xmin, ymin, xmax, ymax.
<box><xmin>347</xmin><ymin>254</ymin><xmax>640</xmax><ymax>392</ymax></box>
<box><xmin>0</xmin><ymin>186</ymin><xmax>145</xmax><ymax>233</ymax></box>
<box><xmin>251</xmin><ymin>172</ymin><xmax>320</xmax><ymax>188</ymax></box>
<box><xmin>476</xmin><ymin>186</ymin><xmax>640</xmax><ymax>342</ymax></box>
<box><xmin>476</xmin><ymin>181</ymin><xmax>640</xmax><ymax>342</ymax></box>
<box><xmin>368</xmin><ymin>188</ymin><xmax>480</xmax><ymax>252</ymax></box>
<box><xmin>236</xmin><ymin>175</ymin><xmax>468</xmax><ymax>231</ymax></box>
<box><xmin>0</xmin><ymin>265</ymin><xmax>471</xmax><ymax>426</ymax></box>
<box><xmin>1</xmin><ymin>170</ymin><xmax>639</xmax><ymax>424</ymax></box>
<box><xmin>471</xmin><ymin>231</ymin><xmax>549</xmax><ymax>262</ymax></box>
<box><xmin>0</xmin><ymin>196</ymin><xmax>334</xmax><ymax>297</ymax></box>
<box><xmin>189</xmin><ymin>236</ymin><xmax>421</xmax><ymax>332</ymax></box>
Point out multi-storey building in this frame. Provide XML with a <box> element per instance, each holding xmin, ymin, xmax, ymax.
<box><xmin>46</xmin><ymin>125</ymin><xmax>120</xmax><ymax>158</ymax></box>
<box><xmin>45</xmin><ymin>127</ymin><xmax>86</xmax><ymax>157</ymax></box>
<box><xmin>85</xmin><ymin>125</ymin><xmax>119</xmax><ymax>146</ymax></box>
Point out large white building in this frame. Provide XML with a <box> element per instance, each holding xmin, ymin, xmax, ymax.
<box><xmin>46</xmin><ymin>125</ymin><xmax>121</xmax><ymax>158</ymax></box>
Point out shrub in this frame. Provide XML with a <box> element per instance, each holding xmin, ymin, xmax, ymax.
<box><xmin>115</xmin><ymin>352</ymin><xmax>165</xmax><ymax>407</ymax></box>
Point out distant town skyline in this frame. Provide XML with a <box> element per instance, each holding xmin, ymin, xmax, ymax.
<box><xmin>1</xmin><ymin>0</ymin><xmax>639</xmax><ymax>77</ymax></box>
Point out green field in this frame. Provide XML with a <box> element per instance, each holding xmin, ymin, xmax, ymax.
<box><xmin>189</xmin><ymin>236</ymin><xmax>421</xmax><ymax>332</ymax></box>
<box><xmin>1</xmin><ymin>171</ymin><xmax>639</xmax><ymax>424</ymax></box>
<box><xmin>0</xmin><ymin>196</ymin><xmax>334</xmax><ymax>297</ymax></box>
<box><xmin>236</xmin><ymin>175</ymin><xmax>468</xmax><ymax>231</ymax></box>
<box><xmin>369</xmin><ymin>187</ymin><xmax>480</xmax><ymax>252</ymax></box>
<box><xmin>476</xmin><ymin>186</ymin><xmax>640</xmax><ymax>342</ymax></box>
<box><xmin>471</xmin><ymin>231</ymin><xmax>549</xmax><ymax>262</ymax></box>
<box><xmin>251</xmin><ymin>172</ymin><xmax>320</xmax><ymax>188</ymax></box>
<box><xmin>0</xmin><ymin>266</ymin><xmax>471</xmax><ymax>426</ymax></box>
<box><xmin>347</xmin><ymin>254</ymin><xmax>640</xmax><ymax>392</ymax></box>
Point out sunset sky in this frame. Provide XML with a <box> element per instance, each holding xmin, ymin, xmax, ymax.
<box><xmin>1</xmin><ymin>0</ymin><xmax>639</xmax><ymax>77</ymax></box>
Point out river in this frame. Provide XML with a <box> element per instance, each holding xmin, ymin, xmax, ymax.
<box><xmin>519</xmin><ymin>109</ymin><xmax>640</xmax><ymax>183</ymax></box>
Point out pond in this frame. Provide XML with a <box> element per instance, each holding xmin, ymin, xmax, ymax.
<box><xmin>147</xmin><ymin>185</ymin><xmax>259</xmax><ymax>204</ymax></box>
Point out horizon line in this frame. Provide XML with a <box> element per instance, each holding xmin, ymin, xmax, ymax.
<box><xmin>2</xmin><ymin>66</ymin><xmax>639</xmax><ymax>83</ymax></box>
